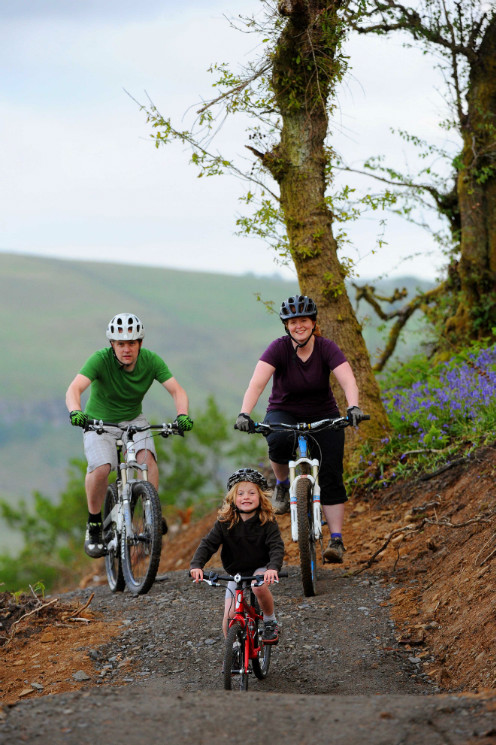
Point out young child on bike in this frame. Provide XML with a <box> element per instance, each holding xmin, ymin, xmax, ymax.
<box><xmin>190</xmin><ymin>468</ymin><xmax>284</xmax><ymax>644</ymax></box>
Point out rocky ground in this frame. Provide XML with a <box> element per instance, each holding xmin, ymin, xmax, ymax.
<box><xmin>1</xmin><ymin>443</ymin><xmax>496</xmax><ymax>743</ymax></box>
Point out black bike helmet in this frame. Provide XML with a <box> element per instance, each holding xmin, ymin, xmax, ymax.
<box><xmin>227</xmin><ymin>468</ymin><xmax>268</xmax><ymax>492</ymax></box>
<box><xmin>279</xmin><ymin>295</ymin><xmax>317</xmax><ymax>322</ymax></box>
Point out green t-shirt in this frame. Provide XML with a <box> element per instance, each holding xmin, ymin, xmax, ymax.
<box><xmin>80</xmin><ymin>347</ymin><xmax>173</xmax><ymax>422</ymax></box>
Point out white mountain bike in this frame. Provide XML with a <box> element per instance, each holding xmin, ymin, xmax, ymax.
<box><xmin>86</xmin><ymin>419</ymin><xmax>182</xmax><ymax>596</ymax></box>
<box><xmin>253</xmin><ymin>414</ymin><xmax>369</xmax><ymax>597</ymax></box>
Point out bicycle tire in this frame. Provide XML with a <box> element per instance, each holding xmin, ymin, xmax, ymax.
<box><xmin>223</xmin><ymin>622</ymin><xmax>249</xmax><ymax>691</ymax></box>
<box><xmin>121</xmin><ymin>480</ymin><xmax>162</xmax><ymax>596</ymax></box>
<box><xmin>296</xmin><ymin>477</ymin><xmax>317</xmax><ymax>597</ymax></box>
<box><xmin>103</xmin><ymin>484</ymin><xmax>125</xmax><ymax>593</ymax></box>
<box><xmin>251</xmin><ymin>596</ymin><xmax>271</xmax><ymax>679</ymax></box>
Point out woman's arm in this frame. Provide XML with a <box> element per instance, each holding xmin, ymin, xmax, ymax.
<box><xmin>239</xmin><ymin>360</ymin><xmax>275</xmax><ymax>414</ymax></box>
<box><xmin>332</xmin><ymin>361</ymin><xmax>359</xmax><ymax>407</ymax></box>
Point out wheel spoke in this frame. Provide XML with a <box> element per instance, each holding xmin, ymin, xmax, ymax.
<box><xmin>103</xmin><ymin>484</ymin><xmax>124</xmax><ymax>593</ymax></box>
<box><xmin>121</xmin><ymin>482</ymin><xmax>162</xmax><ymax>595</ymax></box>
<box><xmin>296</xmin><ymin>478</ymin><xmax>317</xmax><ymax>597</ymax></box>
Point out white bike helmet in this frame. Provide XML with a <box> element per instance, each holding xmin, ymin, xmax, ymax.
<box><xmin>106</xmin><ymin>313</ymin><xmax>145</xmax><ymax>341</ymax></box>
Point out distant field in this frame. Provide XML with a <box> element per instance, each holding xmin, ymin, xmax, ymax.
<box><xmin>0</xmin><ymin>252</ymin><xmax>433</xmax><ymax>549</ymax></box>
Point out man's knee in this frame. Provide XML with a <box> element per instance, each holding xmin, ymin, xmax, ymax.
<box><xmin>87</xmin><ymin>463</ymin><xmax>111</xmax><ymax>481</ymax></box>
<box><xmin>137</xmin><ymin>449</ymin><xmax>157</xmax><ymax>464</ymax></box>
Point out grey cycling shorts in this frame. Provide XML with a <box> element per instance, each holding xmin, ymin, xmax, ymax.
<box><xmin>225</xmin><ymin>567</ymin><xmax>267</xmax><ymax>602</ymax></box>
<box><xmin>83</xmin><ymin>415</ymin><xmax>157</xmax><ymax>473</ymax></box>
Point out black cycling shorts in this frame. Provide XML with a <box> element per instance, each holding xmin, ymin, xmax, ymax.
<box><xmin>264</xmin><ymin>409</ymin><xmax>347</xmax><ymax>506</ymax></box>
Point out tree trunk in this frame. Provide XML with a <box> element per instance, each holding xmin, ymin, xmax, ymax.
<box><xmin>448</xmin><ymin>14</ymin><xmax>496</xmax><ymax>340</ymax></box>
<box><xmin>265</xmin><ymin>0</ymin><xmax>389</xmax><ymax>451</ymax></box>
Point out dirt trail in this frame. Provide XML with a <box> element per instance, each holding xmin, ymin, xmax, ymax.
<box><xmin>1</xmin><ymin>567</ymin><xmax>496</xmax><ymax>744</ymax></box>
<box><xmin>2</xmin><ymin>445</ymin><xmax>496</xmax><ymax>743</ymax></box>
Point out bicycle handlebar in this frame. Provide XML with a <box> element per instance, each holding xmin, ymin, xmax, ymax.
<box><xmin>84</xmin><ymin>419</ymin><xmax>183</xmax><ymax>438</ymax></box>
<box><xmin>253</xmin><ymin>413</ymin><xmax>370</xmax><ymax>434</ymax></box>
<box><xmin>191</xmin><ymin>570</ymin><xmax>288</xmax><ymax>587</ymax></box>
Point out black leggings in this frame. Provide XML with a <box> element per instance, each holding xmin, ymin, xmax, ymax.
<box><xmin>264</xmin><ymin>410</ymin><xmax>347</xmax><ymax>506</ymax></box>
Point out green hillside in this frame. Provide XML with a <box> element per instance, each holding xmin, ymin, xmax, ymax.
<box><xmin>0</xmin><ymin>252</ymin><xmax>433</xmax><ymax>548</ymax></box>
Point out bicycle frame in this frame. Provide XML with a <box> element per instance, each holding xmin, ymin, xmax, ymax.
<box><xmin>104</xmin><ymin>432</ymin><xmax>146</xmax><ymax>555</ymax></box>
<box><xmin>228</xmin><ymin>580</ymin><xmax>264</xmax><ymax>672</ymax></box>
<box><xmin>88</xmin><ymin>420</ymin><xmax>174</xmax><ymax>546</ymax></box>
<box><xmin>86</xmin><ymin>419</ymin><xmax>180</xmax><ymax>595</ymax></box>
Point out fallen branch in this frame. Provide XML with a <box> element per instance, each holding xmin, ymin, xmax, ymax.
<box><xmin>66</xmin><ymin>592</ymin><xmax>94</xmax><ymax>619</ymax></box>
<box><xmin>419</xmin><ymin>456</ymin><xmax>471</xmax><ymax>481</ymax></box>
<box><xmin>348</xmin><ymin>511</ymin><xmax>496</xmax><ymax>576</ymax></box>
<box><xmin>28</xmin><ymin>585</ymin><xmax>43</xmax><ymax>605</ymax></box>
<box><xmin>9</xmin><ymin>597</ymin><xmax>59</xmax><ymax>637</ymax></box>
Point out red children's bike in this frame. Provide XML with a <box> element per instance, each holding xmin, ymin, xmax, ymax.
<box><xmin>199</xmin><ymin>571</ymin><xmax>286</xmax><ymax>691</ymax></box>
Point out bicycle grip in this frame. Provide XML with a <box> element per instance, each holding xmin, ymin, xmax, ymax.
<box><xmin>361</xmin><ymin>415</ymin><xmax>371</xmax><ymax>421</ymax></box>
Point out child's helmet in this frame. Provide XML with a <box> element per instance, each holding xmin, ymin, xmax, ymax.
<box><xmin>227</xmin><ymin>468</ymin><xmax>268</xmax><ymax>491</ymax></box>
<box><xmin>106</xmin><ymin>313</ymin><xmax>145</xmax><ymax>341</ymax></box>
<box><xmin>279</xmin><ymin>295</ymin><xmax>317</xmax><ymax>322</ymax></box>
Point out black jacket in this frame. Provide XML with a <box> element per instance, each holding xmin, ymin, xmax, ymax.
<box><xmin>190</xmin><ymin>513</ymin><xmax>284</xmax><ymax>575</ymax></box>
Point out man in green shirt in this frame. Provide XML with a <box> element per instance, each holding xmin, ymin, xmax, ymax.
<box><xmin>65</xmin><ymin>312</ymin><xmax>193</xmax><ymax>558</ymax></box>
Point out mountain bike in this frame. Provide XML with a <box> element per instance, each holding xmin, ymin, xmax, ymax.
<box><xmin>253</xmin><ymin>415</ymin><xmax>370</xmax><ymax>597</ymax></box>
<box><xmin>86</xmin><ymin>419</ymin><xmax>182</xmax><ymax>596</ymax></box>
<box><xmin>197</xmin><ymin>570</ymin><xmax>286</xmax><ymax>691</ymax></box>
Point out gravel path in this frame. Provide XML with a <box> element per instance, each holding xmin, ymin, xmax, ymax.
<box><xmin>71</xmin><ymin>566</ymin><xmax>434</xmax><ymax>696</ymax></box>
<box><xmin>2</xmin><ymin>567</ymin><xmax>495</xmax><ymax>744</ymax></box>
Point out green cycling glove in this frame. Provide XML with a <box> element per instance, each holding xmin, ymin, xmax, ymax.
<box><xmin>70</xmin><ymin>410</ymin><xmax>88</xmax><ymax>428</ymax></box>
<box><xmin>175</xmin><ymin>414</ymin><xmax>194</xmax><ymax>432</ymax></box>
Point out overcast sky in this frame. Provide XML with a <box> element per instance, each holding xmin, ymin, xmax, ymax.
<box><xmin>1</xmin><ymin>0</ymin><xmax>454</xmax><ymax>282</ymax></box>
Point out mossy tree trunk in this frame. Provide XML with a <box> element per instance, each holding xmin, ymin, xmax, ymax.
<box><xmin>449</xmin><ymin>14</ymin><xmax>496</xmax><ymax>340</ymax></box>
<box><xmin>262</xmin><ymin>0</ymin><xmax>389</xmax><ymax>443</ymax></box>
<box><xmin>352</xmin><ymin>1</ymin><xmax>496</xmax><ymax>348</ymax></box>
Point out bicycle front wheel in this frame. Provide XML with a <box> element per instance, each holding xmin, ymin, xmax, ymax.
<box><xmin>121</xmin><ymin>481</ymin><xmax>162</xmax><ymax>596</ymax></box>
<box><xmin>223</xmin><ymin>623</ymin><xmax>249</xmax><ymax>691</ymax></box>
<box><xmin>296</xmin><ymin>478</ymin><xmax>317</xmax><ymax>597</ymax></box>
<box><xmin>103</xmin><ymin>484</ymin><xmax>124</xmax><ymax>593</ymax></box>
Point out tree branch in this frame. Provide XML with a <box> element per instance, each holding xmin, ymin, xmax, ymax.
<box><xmin>196</xmin><ymin>63</ymin><xmax>272</xmax><ymax>115</ymax></box>
<box><xmin>353</xmin><ymin>282</ymin><xmax>447</xmax><ymax>372</ymax></box>
<box><xmin>351</xmin><ymin>0</ymin><xmax>479</xmax><ymax>62</ymax></box>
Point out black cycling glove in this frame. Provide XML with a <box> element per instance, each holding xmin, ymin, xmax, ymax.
<box><xmin>234</xmin><ymin>413</ymin><xmax>255</xmax><ymax>433</ymax></box>
<box><xmin>175</xmin><ymin>414</ymin><xmax>194</xmax><ymax>432</ymax></box>
<box><xmin>70</xmin><ymin>410</ymin><xmax>88</xmax><ymax>428</ymax></box>
<box><xmin>347</xmin><ymin>406</ymin><xmax>364</xmax><ymax>427</ymax></box>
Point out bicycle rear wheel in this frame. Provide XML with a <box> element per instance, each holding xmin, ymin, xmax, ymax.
<box><xmin>252</xmin><ymin>596</ymin><xmax>271</xmax><ymax>679</ymax></box>
<box><xmin>121</xmin><ymin>481</ymin><xmax>162</xmax><ymax>596</ymax></box>
<box><xmin>296</xmin><ymin>478</ymin><xmax>317</xmax><ymax>597</ymax></box>
<box><xmin>103</xmin><ymin>484</ymin><xmax>124</xmax><ymax>593</ymax></box>
<box><xmin>223</xmin><ymin>622</ymin><xmax>249</xmax><ymax>691</ymax></box>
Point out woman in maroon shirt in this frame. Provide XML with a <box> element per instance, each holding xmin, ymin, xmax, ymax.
<box><xmin>235</xmin><ymin>295</ymin><xmax>364</xmax><ymax>563</ymax></box>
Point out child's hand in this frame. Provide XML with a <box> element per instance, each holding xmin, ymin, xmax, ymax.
<box><xmin>264</xmin><ymin>569</ymin><xmax>279</xmax><ymax>585</ymax></box>
<box><xmin>190</xmin><ymin>568</ymin><xmax>204</xmax><ymax>583</ymax></box>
